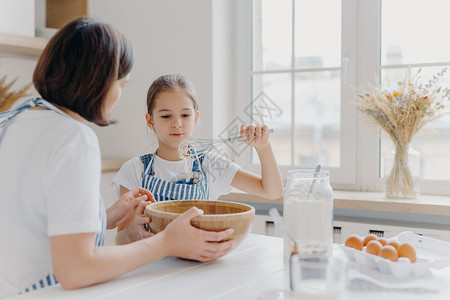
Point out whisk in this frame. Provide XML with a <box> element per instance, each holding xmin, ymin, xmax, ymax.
<box><xmin>178</xmin><ymin>128</ymin><xmax>274</xmax><ymax>161</ymax></box>
<box><xmin>178</xmin><ymin>128</ymin><xmax>274</xmax><ymax>181</ymax></box>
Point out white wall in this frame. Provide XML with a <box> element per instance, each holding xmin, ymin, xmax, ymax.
<box><xmin>212</xmin><ymin>0</ymin><xmax>233</xmax><ymax>138</ymax></box>
<box><xmin>0</xmin><ymin>0</ymin><xmax>234</xmax><ymax>159</ymax></box>
<box><xmin>89</xmin><ymin>0</ymin><xmax>234</xmax><ymax>159</ymax></box>
<box><xmin>0</xmin><ymin>0</ymin><xmax>35</xmax><ymax>37</ymax></box>
<box><xmin>0</xmin><ymin>56</ymin><xmax>38</xmax><ymax>98</ymax></box>
<box><xmin>0</xmin><ymin>1</ymin><xmax>235</xmax><ymax>212</ymax></box>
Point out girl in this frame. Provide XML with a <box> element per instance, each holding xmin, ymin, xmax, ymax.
<box><xmin>112</xmin><ymin>74</ymin><xmax>283</xmax><ymax>243</ymax></box>
<box><xmin>0</xmin><ymin>18</ymin><xmax>233</xmax><ymax>298</ymax></box>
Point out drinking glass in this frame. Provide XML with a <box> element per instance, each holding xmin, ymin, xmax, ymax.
<box><xmin>290</xmin><ymin>254</ymin><xmax>346</xmax><ymax>299</ymax></box>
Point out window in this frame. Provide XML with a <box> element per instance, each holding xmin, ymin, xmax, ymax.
<box><xmin>234</xmin><ymin>0</ymin><xmax>450</xmax><ymax>194</ymax></box>
<box><xmin>235</xmin><ymin>0</ymin><xmax>356</xmax><ymax>185</ymax></box>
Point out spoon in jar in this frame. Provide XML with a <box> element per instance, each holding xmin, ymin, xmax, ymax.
<box><xmin>269</xmin><ymin>207</ymin><xmax>298</xmax><ymax>254</ymax></box>
<box><xmin>306</xmin><ymin>164</ymin><xmax>321</xmax><ymax>200</ymax></box>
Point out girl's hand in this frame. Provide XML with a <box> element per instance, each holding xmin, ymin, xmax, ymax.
<box><xmin>106</xmin><ymin>187</ymin><xmax>155</xmax><ymax>230</ymax></box>
<box><xmin>240</xmin><ymin>124</ymin><xmax>270</xmax><ymax>150</ymax></box>
<box><xmin>117</xmin><ymin>200</ymin><xmax>155</xmax><ymax>244</ymax></box>
<box><xmin>161</xmin><ymin>207</ymin><xmax>235</xmax><ymax>262</ymax></box>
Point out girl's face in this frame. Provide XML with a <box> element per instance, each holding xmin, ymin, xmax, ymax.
<box><xmin>103</xmin><ymin>74</ymin><xmax>130</xmax><ymax>115</ymax></box>
<box><xmin>146</xmin><ymin>89</ymin><xmax>199</xmax><ymax>152</ymax></box>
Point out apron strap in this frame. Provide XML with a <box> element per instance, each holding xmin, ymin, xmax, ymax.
<box><xmin>0</xmin><ymin>98</ymin><xmax>38</xmax><ymax>127</ymax></box>
<box><xmin>140</xmin><ymin>152</ymin><xmax>156</xmax><ymax>175</ymax></box>
<box><xmin>95</xmin><ymin>196</ymin><xmax>107</xmax><ymax>247</ymax></box>
<box><xmin>0</xmin><ymin>98</ymin><xmax>69</xmax><ymax>144</ymax></box>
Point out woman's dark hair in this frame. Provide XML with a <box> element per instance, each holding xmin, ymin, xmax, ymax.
<box><xmin>146</xmin><ymin>74</ymin><xmax>198</xmax><ymax>115</ymax></box>
<box><xmin>33</xmin><ymin>17</ymin><xmax>133</xmax><ymax>126</ymax></box>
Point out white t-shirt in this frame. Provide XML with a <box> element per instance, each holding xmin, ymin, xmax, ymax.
<box><xmin>112</xmin><ymin>152</ymin><xmax>240</xmax><ymax>201</ymax></box>
<box><xmin>0</xmin><ymin>109</ymin><xmax>102</xmax><ymax>298</ymax></box>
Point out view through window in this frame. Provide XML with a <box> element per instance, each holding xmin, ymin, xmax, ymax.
<box><xmin>251</xmin><ymin>0</ymin><xmax>342</xmax><ymax>168</ymax></box>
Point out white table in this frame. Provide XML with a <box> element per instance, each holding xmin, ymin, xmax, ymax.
<box><xmin>8</xmin><ymin>234</ymin><xmax>450</xmax><ymax>299</ymax></box>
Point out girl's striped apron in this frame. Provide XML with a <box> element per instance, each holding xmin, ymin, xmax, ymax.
<box><xmin>0</xmin><ymin>98</ymin><xmax>106</xmax><ymax>295</ymax></box>
<box><xmin>140</xmin><ymin>149</ymin><xmax>208</xmax><ymax>201</ymax></box>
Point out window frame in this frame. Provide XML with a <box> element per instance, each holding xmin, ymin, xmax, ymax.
<box><xmin>232</xmin><ymin>0</ymin><xmax>450</xmax><ymax>195</ymax></box>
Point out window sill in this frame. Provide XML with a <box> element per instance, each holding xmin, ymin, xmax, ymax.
<box><xmin>219</xmin><ymin>190</ymin><xmax>450</xmax><ymax>217</ymax></box>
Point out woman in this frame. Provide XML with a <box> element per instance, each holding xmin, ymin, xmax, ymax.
<box><xmin>0</xmin><ymin>17</ymin><xmax>234</xmax><ymax>298</ymax></box>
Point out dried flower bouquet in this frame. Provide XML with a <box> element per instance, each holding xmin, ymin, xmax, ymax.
<box><xmin>355</xmin><ymin>68</ymin><xmax>450</xmax><ymax>198</ymax></box>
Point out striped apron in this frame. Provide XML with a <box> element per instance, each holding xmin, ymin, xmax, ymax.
<box><xmin>140</xmin><ymin>150</ymin><xmax>208</xmax><ymax>201</ymax></box>
<box><xmin>0</xmin><ymin>98</ymin><xmax>106</xmax><ymax>295</ymax></box>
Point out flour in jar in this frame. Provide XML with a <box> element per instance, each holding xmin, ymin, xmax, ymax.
<box><xmin>283</xmin><ymin>197</ymin><xmax>333</xmax><ymax>257</ymax></box>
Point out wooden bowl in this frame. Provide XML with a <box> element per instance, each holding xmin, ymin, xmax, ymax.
<box><xmin>145</xmin><ymin>200</ymin><xmax>255</xmax><ymax>249</ymax></box>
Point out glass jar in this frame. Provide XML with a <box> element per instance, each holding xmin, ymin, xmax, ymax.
<box><xmin>283</xmin><ymin>170</ymin><xmax>333</xmax><ymax>257</ymax></box>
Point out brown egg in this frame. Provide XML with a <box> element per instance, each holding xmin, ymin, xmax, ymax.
<box><xmin>362</xmin><ymin>234</ymin><xmax>378</xmax><ymax>246</ymax></box>
<box><xmin>378</xmin><ymin>245</ymin><xmax>398</xmax><ymax>262</ymax></box>
<box><xmin>366</xmin><ymin>240</ymin><xmax>382</xmax><ymax>256</ymax></box>
<box><xmin>377</xmin><ymin>237</ymin><xmax>388</xmax><ymax>246</ymax></box>
<box><xmin>398</xmin><ymin>243</ymin><xmax>416</xmax><ymax>263</ymax></box>
<box><xmin>387</xmin><ymin>241</ymin><xmax>400</xmax><ymax>251</ymax></box>
<box><xmin>345</xmin><ymin>234</ymin><xmax>363</xmax><ymax>250</ymax></box>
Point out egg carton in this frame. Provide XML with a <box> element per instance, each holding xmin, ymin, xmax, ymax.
<box><xmin>340</xmin><ymin>231</ymin><xmax>450</xmax><ymax>278</ymax></box>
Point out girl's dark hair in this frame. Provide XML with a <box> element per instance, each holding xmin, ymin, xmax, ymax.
<box><xmin>33</xmin><ymin>17</ymin><xmax>133</xmax><ymax>126</ymax></box>
<box><xmin>146</xmin><ymin>74</ymin><xmax>198</xmax><ymax>115</ymax></box>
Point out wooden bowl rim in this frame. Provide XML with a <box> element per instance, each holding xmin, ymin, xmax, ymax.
<box><xmin>145</xmin><ymin>200</ymin><xmax>255</xmax><ymax>218</ymax></box>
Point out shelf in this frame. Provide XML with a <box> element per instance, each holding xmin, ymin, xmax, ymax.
<box><xmin>0</xmin><ymin>0</ymin><xmax>88</xmax><ymax>57</ymax></box>
<box><xmin>0</xmin><ymin>33</ymin><xmax>48</xmax><ymax>57</ymax></box>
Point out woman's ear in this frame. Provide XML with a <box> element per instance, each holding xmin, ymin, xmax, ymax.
<box><xmin>146</xmin><ymin>113</ymin><xmax>154</xmax><ymax>130</ymax></box>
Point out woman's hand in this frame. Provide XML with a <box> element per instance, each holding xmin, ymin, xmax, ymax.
<box><xmin>160</xmin><ymin>207</ymin><xmax>235</xmax><ymax>262</ymax></box>
<box><xmin>239</xmin><ymin>124</ymin><xmax>270</xmax><ymax>150</ymax></box>
<box><xmin>106</xmin><ymin>187</ymin><xmax>155</xmax><ymax>230</ymax></box>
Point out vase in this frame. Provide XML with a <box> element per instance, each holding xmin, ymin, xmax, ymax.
<box><xmin>383</xmin><ymin>143</ymin><xmax>421</xmax><ymax>199</ymax></box>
